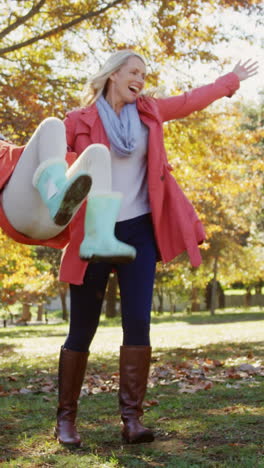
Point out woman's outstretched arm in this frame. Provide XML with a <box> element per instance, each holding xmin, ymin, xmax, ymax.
<box><xmin>157</xmin><ymin>58</ymin><xmax>259</xmax><ymax>122</ymax></box>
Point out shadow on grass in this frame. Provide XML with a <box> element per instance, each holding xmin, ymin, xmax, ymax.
<box><xmin>0</xmin><ymin>322</ymin><xmax>67</xmax><ymax>339</ymax></box>
<box><xmin>0</xmin><ymin>342</ymin><xmax>17</xmax><ymax>355</ymax></box>
<box><xmin>99</xmin><ymin>308</ymin><xmax>264</xmax><ymax>327</ymax></box>
<box><xmin>0</xmin><ymin>374</ymin><xmax>263</xmax><ymax>467</ymax></box>
<box><xmin>150</xmin><ymin>310</ymin><xmax>264</xmax><ymax>326</ymax></box>
<box><xmin>0</xmin><ymin>308</ymin><xmax>263</xmax><ymax>341</ymax></box>
<box><xmin>153</xmin><ymin>340</ymin><xmax>264</xmax><ymax>361</ymax></box>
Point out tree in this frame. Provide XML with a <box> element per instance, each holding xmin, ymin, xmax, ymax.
<box><xmin>35</xmin><ymin>246</ymin><xmax>69</xmax><ymax>320</ymax></box>
<box><xmin>159</xmin><ymin>97</ymin><xmax>263</xmax><ymax>314</ymax></box>
<box><xmin>0</xmin><ymin>230</ymin><xmax>55</xmax><ymax>321</ymax></box>
<box><xmin>105</xmin><ymin>272</ymin><xmax>119</xmax><ymax>318</ymax></box>
<box><xmin>1</xmin><ymin>0</ymin><xmax>263</xmax><ymax>317</ymax></box>
<box><xmin>1</xmin><ymin>0</ymin><xmax>263</xmax><ymax>142</ymax></box>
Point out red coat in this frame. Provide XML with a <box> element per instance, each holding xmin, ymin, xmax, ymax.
<box><xmin>59</xmin><ymin>72</ymin><xmax>240</xmax><ymax>284</ymax></box>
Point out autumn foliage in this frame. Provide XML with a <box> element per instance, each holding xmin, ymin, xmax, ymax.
<box><xmin>0</xmin><ymin>0</ymin><xmax>263</xmax><ymax>317</ymax></box>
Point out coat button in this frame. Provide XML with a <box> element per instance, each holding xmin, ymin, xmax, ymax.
<box><xmin>160</xmin><ymin>175</ymin><xmax>164</xmax><ymax>181</ymax></box>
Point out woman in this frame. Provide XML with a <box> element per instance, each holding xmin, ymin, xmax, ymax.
<box><xmin>55</xmin><ymin>50</ymin><xmax>258</xmax><ymax>446</ymax></box>
<box><xmin>0</xmin><ymin>118</ymin><xmax>134</xmax><ymax>260</ymax></box>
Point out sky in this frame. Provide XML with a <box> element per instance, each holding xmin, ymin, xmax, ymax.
<box><xmin>204</xmin><ymin>10</ymin><xmax>263</xmax><ymax>104</ymax></box>
<box><xmin>110</xmin><ymin>5</ymin><xmax>264</xmax><ymax>104</ymax></box>
<box><xmin>159</xmin><ymin>8</ymin><xmax>263</xmax><ymax>104</ymax></box>
<box><xmin>63</xmin><ymin>3</ymin><xmax>264</xmax><ymax>105</ymax></box>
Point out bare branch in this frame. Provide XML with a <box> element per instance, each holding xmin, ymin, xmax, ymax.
<box><xmin>0</xmin><ymin>0</ymin><xmax>46</xmax><ymax>40</ymax></box>
<box><xmin>0</xmin><ymin>0</ymin><xmax>126</xmax><ymax>56</ymax></box>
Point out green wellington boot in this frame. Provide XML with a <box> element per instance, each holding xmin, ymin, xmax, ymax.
<box><xmin>79</xmin><ymin>192</ymin><xmax>136</xmax><ymax>263</ymax></box>
<box><xmin>33</xmin><ymin>159</ymin><xmax>92</xmax><ymax>225</ymax></box>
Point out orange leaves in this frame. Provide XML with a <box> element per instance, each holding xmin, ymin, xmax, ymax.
<box><xmin>0</xmin><ymin>371</ymin><xmax>57</xmax><ymax>398</ymax></box>
<box><xmin>165</xmin><ymin>102</ymin><xmax>263</xmax><ymax>276</ymax></box>
<box><xmin>178</xmin><ymin>380</ymin><xmax>213</xmax><ymax>394</ymax></box>
<box><xmin>147</xmin><ymin>354</ymin><xmax>264</xmax><ymax>395</ymax></box>
<box><xmin>2</xmin><ymin>353</ymin><xmax>262</xmax><ymax>399</ymax></box>
<box><xmin>226</xmin><ymin>363</ymin><xmax>264</xmax><ymax>379</ymax></box>
<box><xmin>0</xmin><ymin>228</ymin><xmax>53</xmax><ymax>306</ymax></box>
<box><xmin>1</xmin><ymin>0</ymin><xmax>263</xmax><ymax>149</ymax></box>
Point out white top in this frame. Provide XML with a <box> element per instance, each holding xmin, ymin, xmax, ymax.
<box><xmin>111</xmin><ymin>122</ymin><xmax>150</xmax><ymax>222</ymax></box>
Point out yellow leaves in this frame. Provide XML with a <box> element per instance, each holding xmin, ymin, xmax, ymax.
<box><xmin>251</xmin><ymin>158</ymin><xmax>264</xmax><ymax>172</ymax></box>
<box><xmin>165</xmin><ymin>102</ymin><xmax>262</xmax><ymax>239</ymax></box>
<box><xmin>0</xmin><ymin>229</ymin><xmax>54</xmax><ymax>304</ymax></box>
<box><xmin>0</xmin><ymin>230</ymin><xmax>32</xmax><ymax>262</ymax></box>
<box><xmin>205</xmin><ymin>224</ymin><xmax>223</xmax><ymax>236</ymax></box>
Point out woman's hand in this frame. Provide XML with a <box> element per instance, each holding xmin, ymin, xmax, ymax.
<box><xmin>232</xmin><ymin>59</ymin><xmax>259</xmax><ymax>81</ymax></box>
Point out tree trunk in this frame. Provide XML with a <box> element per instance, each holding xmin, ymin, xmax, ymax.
<box><xmin>17</xmin><ymin>303</ymin><xmax>31</xmax><ymax>323</ymax></box>
<box><xmin>157</xmin><ymin>290</ymin><xmax>164</xmax><ymax>314</ymax></box>
<box><xmin>191</xmin><ymin>286</ymin><xmax>200</xmax><ymax>312</ymax></box>
<box><xmin>245</xmin><ymin>287</ymin><xmax>252</xmax><ymax>307</ymax></box>
<box><xmin>168</xmin><ymin>292</ymin><xmax>176</xmax><ymax>314</ymax></box>
<box><xmin>59</xmin><ymin>283</ymin><xmax>69</xmax><ymax>321</ymax></box>
<box><xmin>105</xmin><ymin>272</ymin><xmax>118</xmax><ymax>318</ymax></box>
<box><xmin>37</xmin><ymin>304</ymin><xmax>43</xmax><ymax>321</ymax></box>
<box><xmin>210</xmin><ymin>256</ymin><xmax>218</xmax><ymax>316</ymax></box>
<box><xmin>219</xmin><ymin>284</ymin><xmax>225</xmax><ymax>309</ymax></box>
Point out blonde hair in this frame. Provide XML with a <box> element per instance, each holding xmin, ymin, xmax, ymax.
<box><xmin>80</xmin><ymin>49</ymin><xmax>146</xmax><ymax>107</ymax></box>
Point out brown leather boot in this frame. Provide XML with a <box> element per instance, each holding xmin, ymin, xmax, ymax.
<box><xmin>54</xmin><ymin>347</ymin><xmax>89</xmax><ymax>446</ymax></box>
<box><xmin>119</xmin><ymin>345</ymin><xmax>154</xmax><ymax>444</ymax></box>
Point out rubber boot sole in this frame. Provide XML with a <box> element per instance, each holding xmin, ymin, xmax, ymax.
<box><xmin>80</xmin><ymin>253</ymin><xmax>135</xmax><ymax>263</ymax></box>
<box><xmin>54</xmin><ymin>174</ymin><xmax>92</xmax><ymax>226</ymax></box>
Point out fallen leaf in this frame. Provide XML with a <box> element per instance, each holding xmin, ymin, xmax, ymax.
<box><xmin>143</xmin><ymin>399</ymin><xmax>159</xmax><ymax>407</ymax></box>
<box><xmin>237</xmin><ymin>364</ymin><xmax>260</xmax><ymax>375</ymax></box>
<box><xmin>178</xmin><ymin>380</ymin><xmax>213</xmax><ymax>393</ymax></box>
<box><xmin>148</xmin><ymin>463</ymin><xmax>165</xmax><ymax>467</ymax></box>
<box><xmin>20</xmin><ymin>388</ymin><xmax>32</xmax><ymax>394</ymax></box>
<box><xmin>43</xmin><ymin>396</ymin><xmax>52</xmax><ymax>402</ymax></box>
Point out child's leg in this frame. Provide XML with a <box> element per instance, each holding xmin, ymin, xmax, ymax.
<box><xmin>66</xmin><ymin>144</ymin><xmax>112</xmax><ymax>194</ymax></box>
<box><xmin>73</xmin><ymin>145</ymin><xmax>136</xmax><ymax>263</ymax></box>
<box><xmin>3</xmin><ymin>118</ymin><xmax>91</xmax><ymax>240</ymax></box>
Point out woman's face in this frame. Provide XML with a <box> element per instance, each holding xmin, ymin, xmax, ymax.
<box><xmin>106</xmin><ymin>56</ymin><xmax>146</xmax><ymax>113</ymax></box>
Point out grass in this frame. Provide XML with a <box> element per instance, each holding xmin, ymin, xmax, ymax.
<box><xmin>0</xmin><ymin>307</ymin><xmax>264</xmax><ymax>467</ymax></box>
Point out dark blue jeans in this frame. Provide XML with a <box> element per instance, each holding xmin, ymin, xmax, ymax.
<box><xmin>64</xmin><ymin>214</ymin><xmax>158</xmax><ymax>352</ymax></box>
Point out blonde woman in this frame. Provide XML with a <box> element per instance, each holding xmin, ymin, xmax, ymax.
<box><xmin>55</xmin><ymin>50</ymin><xmax>258</xmax><ymax>446</ymax></box>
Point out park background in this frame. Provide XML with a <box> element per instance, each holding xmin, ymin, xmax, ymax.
<box><xmin>0</xmin><ymin>0</ymin><xmax>263</xmax><ymax>324</ymax></box>
<box><xmin>0</xmin><ymin>1</ymin><xmax>264</xmax><ymax>467</ymax></box>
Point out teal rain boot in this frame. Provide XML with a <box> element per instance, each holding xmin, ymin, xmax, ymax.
<box><xmin>79</xmin><ymin>192</ymin><xmax>136</xmax><ymax>263</ymax></box>
<box><xmin>33</xmin><ymin>159</ymin><xmax>92</xmax><ymax>226</ymax></box>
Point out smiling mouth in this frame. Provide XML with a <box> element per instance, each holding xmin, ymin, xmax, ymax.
<box><xmin>129</xmin><ymin>85</ymin><xmax>140</xmax><ymax>94</ymax></box>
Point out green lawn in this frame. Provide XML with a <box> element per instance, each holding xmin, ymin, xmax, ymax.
<box><xmin>0</xmin><ymin>307</ymin><xmax>264</xmax><ymax>467</ymax></box>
